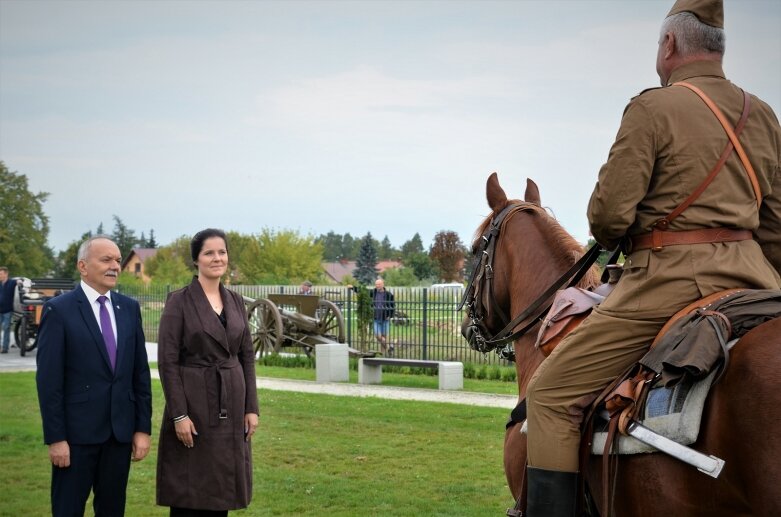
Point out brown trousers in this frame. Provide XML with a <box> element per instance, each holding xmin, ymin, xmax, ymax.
<box><xmin>525</xmin><ymin>308</ymin><xmax>669</xmax><ymax>471</ymax></box>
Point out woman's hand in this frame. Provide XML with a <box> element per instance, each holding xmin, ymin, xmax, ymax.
<box><xmin>174</xmin><ymin>417</ymin><xmax>198</xmax><ymax>448</ymax></box>
<box><xmin>244</xmin><ymin>413</ymin><xmax>259</xmax><ymax>442</ymax></box>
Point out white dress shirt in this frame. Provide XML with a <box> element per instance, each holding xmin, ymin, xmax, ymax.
<box><xmin>80</xmin><ymin>280</ymin><xmax>118</xmax><ymax>341</ymax></box>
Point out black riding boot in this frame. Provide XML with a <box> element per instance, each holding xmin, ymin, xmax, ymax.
<box><xmin>526</xmin><ymin>467</ymin><xmax>578</xmax><ymax>517</ymax></box>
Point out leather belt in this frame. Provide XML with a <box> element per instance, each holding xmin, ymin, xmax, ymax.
<box><xmin>630</xmin><ymin>227</ymin><xmax>752</xmax><ymax>252</ymax></box>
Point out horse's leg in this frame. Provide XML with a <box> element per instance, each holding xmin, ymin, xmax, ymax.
<box><xmin>504</xmin><ymin>423</ymin><xmax>527</xmax><ymax>501</ymax></box>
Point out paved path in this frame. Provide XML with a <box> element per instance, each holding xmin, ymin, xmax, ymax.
<box><xmin>3</xmin><ymin>343</ymin><xmax>517</xmax><ymax>410</ymax></box>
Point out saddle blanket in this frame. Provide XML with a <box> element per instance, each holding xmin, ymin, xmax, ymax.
<box><xmin>590</xmin><ymin>337</ymin><xmax>738</xmax><ymax>455</ymax></box>
<box><xmin>518</xmin><ymin>338</ymin><xmax>737</xmax><ymax>455</ymax></box>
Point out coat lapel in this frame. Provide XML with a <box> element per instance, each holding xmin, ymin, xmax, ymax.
<box><xmin>222</xmin><ymin>285</ymin><xmax>247</xmax><ymax>346</ymax></box>
<box><xmin>186</xmin><ymin>278</ymin><xmax>230</xmax><ymax>352</ymax></box>
<box><xmin>75</xmin><ymin>285</ymin><xmax>114</xmax><ymax>372</ymax></box>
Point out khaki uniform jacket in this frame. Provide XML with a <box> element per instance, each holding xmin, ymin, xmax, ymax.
<box><xmin>588</xmin><ymin>61</ymin><xmax>781</xmax><ymax>318</ymax></box>
<box><xmin>156</xmin><ymin>278</ymin><xmax>259</xmax><ymax>511</ymax></box>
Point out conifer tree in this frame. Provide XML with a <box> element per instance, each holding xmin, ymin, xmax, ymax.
<box><xmin>354</xmin><ymin>232</ymin><xmax>379</xmax><ymax>285</ymax></box>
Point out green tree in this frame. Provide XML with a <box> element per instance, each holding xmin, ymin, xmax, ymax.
<box><xmin>316</xmin><ymin>231</ymin><xmax>344</xmax><ymax>261</ymax></box>
<box><xmin>144</xmin><ymin>236</ymin><xmax>192</xmax><ymax>287</ymax></box>
<box><xmin>378</xmin><ymin>235</ymin><xmax>396</xmax><ymax>260</ymax></box>
<box><xmin>54</xmin><ymin>231</ymin><xmax>92</xmax><ymax>280</ymax></box>
<box><xmin>343</xmin><ymin>233</ymin><xmax>360</xmax><ymax>260</ymax></box>
<box><xmin>0</xmin><ymin>162</ymin><xmax>53</xmax><ymax>277</ymax></box>
<box><xmin>400</xmin><ymin>233</ymin><xmax>424</xmax><ymax>261</ymax></box>
<box><xmin>381</xmin><ymin>266</ymin><xmax>419</xmax><ymax>286</ymax></box>
<box><xmin>235</xmin><ymin>229</ymin><xmax>323</xmax><ymax>284</ymax></box>
<box><xmin>147</xmin><ymin>229</ymin><xmax>158</xmax><ymax>248</ymax></box>
<box><xmin>354</xmin><ymin>232</ymin><xmax>379</xmax><ymax>285</ymax></box>
<box><xmin>429</xmin><ymin>230</ymin><xmax>466</xmax><ymax>282</ymax></box>
<box><xmin>353</xmin><ymin>284</ymin><xmax>374</xmax><ymax>349</ymax></box>
<box><xmin>111</xmin><ymin>215</ymin><xmax>139</xmax><ymax>259</ymax></box>
<box><xmin>406</xmin><ymin>252</ymin><xmax>438</xmax><ymax>281</ymax></box>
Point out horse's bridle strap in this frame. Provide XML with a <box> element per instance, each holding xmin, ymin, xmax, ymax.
<box><xmin>483</xmin><ymin>242</ymin><xmax>604</xmax><ymax>348</ymax></box>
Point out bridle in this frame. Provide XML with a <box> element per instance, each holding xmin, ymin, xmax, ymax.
<box><xmin>459</xmin><ymin>203</ymin><xmax>604</xmax><ymax>361</ymax></box>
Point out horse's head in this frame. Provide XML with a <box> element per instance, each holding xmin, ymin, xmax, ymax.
<box><xmin>460</xmin><ymin>172</ymin><xmax>599</xmax><ymax>361</ymax></box>
<box><xmin>460</xmin><ymin>172</ymin><xmax>545</xmax><ymax>356</ymax></box>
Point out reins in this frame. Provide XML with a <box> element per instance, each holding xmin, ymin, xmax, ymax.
<box><xmin>460</xmin><ymin>203</ymin><xmax>604</xmax><ymax>359</ymax></box>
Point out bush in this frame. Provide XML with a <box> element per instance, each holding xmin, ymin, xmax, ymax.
<box><xmin>475</xmin><ymin>365</ymin><xmax>488</xmax><ymax>380</ymax></box>
<box><xmin>259</xmin><ymin>354</ymin><xmax>314</xmax><ymax>369</ymax></box>
<box><xmin>489</xmin><ymin>365</ymin><xmax>502</xmax><ymax>381</ymax></box>
<box><xmin>501</xmin><ymin>368</ymin><xmax>517</xmax><ymax>383</ymax></box>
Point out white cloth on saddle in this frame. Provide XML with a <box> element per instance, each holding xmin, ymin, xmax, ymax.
<box><xmin>534</xmin><ymin>287</ymin><xmax>605</xmax><ymax>348</ymax></box>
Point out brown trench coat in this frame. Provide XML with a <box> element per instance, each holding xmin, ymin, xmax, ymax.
<box><xmin>156</xmin><ymin>278</ymin><xmax>259</xmax><ymax>511</ymax></box>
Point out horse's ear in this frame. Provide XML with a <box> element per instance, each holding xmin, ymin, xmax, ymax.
<box><xmin>524</xmin><ymin>178</ymin><xmax>541</xmax><ymax>206</ymax></box>
<box><xmin>486</xmin><ymin>172</ymin><xmax>508</xmax><ymax>211</ymax></box>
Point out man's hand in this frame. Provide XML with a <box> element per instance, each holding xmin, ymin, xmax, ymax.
<box><xmin>131</xmin><ymin>432</ymin><xmax>151</xmax><ymax>461</ymax></box>
<box><xmin>49</xmin><ymin>440</ymin><xmax>70</xmax><ymax>468</ymax></box>
<box><xmin>244</xmin><ymin>413</ymin><xmax>259</xmax><ymax>442</ymax></box>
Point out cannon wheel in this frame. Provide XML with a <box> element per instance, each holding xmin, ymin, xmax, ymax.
<box><xmin>317</xmin><ymin>299</ymin><xmax>345</xmax><ymax>343</ymax></box>
<box><xmin>247</xmin><ymin>299</ymin><xmax>283</xmax><ymax>357</ymax></box>
<box><xmin>14</xmin><ymin>317</ymin><xmax>33</xmax><ymax>357</ymax></box>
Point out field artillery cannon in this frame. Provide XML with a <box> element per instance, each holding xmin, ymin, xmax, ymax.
<box><xmin>245</xmin><ymin>293</ymin><xmax>367</xmax><ymax>357</ymax></box>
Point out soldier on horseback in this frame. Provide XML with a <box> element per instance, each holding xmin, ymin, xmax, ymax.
<box><xmin>523</xmin><ymin>0</ymin><xmax>781</xmax><ymax>515</ymax></box>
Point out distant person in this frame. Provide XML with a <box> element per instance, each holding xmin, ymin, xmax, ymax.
<box><xmin>156</xmin><ymin>228</ymin><xmax>259</xmax><ymax>517</ymax></box>
<box><xmin>0</xmin><ymin>266</ymin><xmax>17</xmax><ymax>353</ymax></box>
<box><xmin>298</xmin><ymin>280</ymin><xmax>313</xmax><ymax>295</ymax></box>
<box><xmin>370</xmin><ymin>278</ymin><xmax>395</xmax><ymax>355</ymax></box>
<box><xmin>35</xmin><ymin>236</ymin><xmax>152</xmax><ymax>516</ymax></box>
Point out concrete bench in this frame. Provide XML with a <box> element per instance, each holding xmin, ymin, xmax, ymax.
<box><xmin>315</xmin><ymin>343</ymin><xmax>349</xmax><ymax>383</ymax></box>
<box><xmin>358</xmin><ymin>358</ymin><xmax>463</xmax><ymax>390</ymax></box>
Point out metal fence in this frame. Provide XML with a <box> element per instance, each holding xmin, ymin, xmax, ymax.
<box><xmin>116</xmin><ymin>283</ymin><xmax>512</xmax><ymax>366</ymax></box>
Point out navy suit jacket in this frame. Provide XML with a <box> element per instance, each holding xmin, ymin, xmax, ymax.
<box><xmin>36</xmin><ymin>285</ymin><xmax>152</xmax><ymax>445</ymax></box>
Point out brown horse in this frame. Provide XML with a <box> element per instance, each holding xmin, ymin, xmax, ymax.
<box><xmin>465</xmin><ymin>173</ymin><xmax>781</xmax><ymax>516</ymax></box>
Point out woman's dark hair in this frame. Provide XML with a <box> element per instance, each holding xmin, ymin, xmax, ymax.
<box><xmin>190</xmin><ymin>228</ymin><xmax>228</xmax><ymax>264</ymax></box>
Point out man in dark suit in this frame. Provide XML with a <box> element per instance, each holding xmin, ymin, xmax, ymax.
<box><xmin>36</xmin><ymin>236</ymin><xmax>152</xmax><ymax>517</ymax></box>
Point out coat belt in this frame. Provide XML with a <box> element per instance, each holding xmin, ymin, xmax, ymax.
<box><xmin>630</xmin><ymin>227</ymin><xmax>752</xmax><ymax>252</ymax></box>
<box><xmin>182</xmin><ymin>357</ymin><xmax>240</xmax><ymax>422</ymax></box>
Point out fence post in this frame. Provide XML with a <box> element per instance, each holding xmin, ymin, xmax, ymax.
<box><xmin>422</xmin><ymin>287</ymin><xmax>428</xmax><ymax>360</ymax></box>
<box><xmin>346</xmin><ymin>288</ymin><xmax>352</xmax><ymax>347</ymax></box>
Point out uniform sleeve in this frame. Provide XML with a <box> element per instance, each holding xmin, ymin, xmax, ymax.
<box><xmin>157</xmin><ymin>293</ymin><xmax>188</xmax><ymax>419</ymax></box>
<box><xmin>757</xmin><ymin>161</ymin><xmax>781</xmax><ymax>275</ymax></box>
<box><xmin>588</xmin><ymin>98</ymin><xmax>658</xmax><ymax>250</ymax></box>
<box><xmin>35</xmin><ymin>302</ymin><xmax>67</xmax><ymax>444</ymax></box>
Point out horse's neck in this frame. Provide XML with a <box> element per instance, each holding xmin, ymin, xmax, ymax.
<box><xmin>514</xmin><ymin>335</ymin><xmax>545</xmax><ymax>400</ymax></box>
<box><xmin>505</xmin><ymin>214</ymin><xmax>597</xmax><ymax>400</ymax></box>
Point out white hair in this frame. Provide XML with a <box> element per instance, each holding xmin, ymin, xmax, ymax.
<box><xmin>661</xmin><ymin>12</ymin><xmax>725</xmax><ymax>56</ymax></box>
<box><xmin>77</xmin><ymin>235</ymin><xmax>115</xmax><ymax>262</ymax></box>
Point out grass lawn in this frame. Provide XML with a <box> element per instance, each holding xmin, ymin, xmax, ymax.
<box><xmin>0</xmin><ymin>372</ymin><xmax>515</xmax><ymax>516</ymax></box>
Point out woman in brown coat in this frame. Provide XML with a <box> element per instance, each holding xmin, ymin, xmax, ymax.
<box><xmin>156</xmin><ymin>229</ymin><xmax>259</xmax><ymax>516</ymax></box>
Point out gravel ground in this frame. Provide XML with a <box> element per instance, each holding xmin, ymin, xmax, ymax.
<box><xmin>3</xmin><ymin>343</ymin><xmax>517</xmax><ymax>409</ymax></box>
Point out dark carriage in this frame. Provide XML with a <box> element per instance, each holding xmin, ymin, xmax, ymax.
<box><xmin>12</xmin><ymin>278</ymin><xmax>74</xmax><ymax>356</ymax></box>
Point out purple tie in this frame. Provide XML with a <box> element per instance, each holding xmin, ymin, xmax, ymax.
<box><xmin>97</xmin><ymin>296</ymin><xmax>117</xmax><ymax>370</ymax></box>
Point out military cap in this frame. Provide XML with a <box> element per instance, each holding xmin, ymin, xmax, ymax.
<box><xmin>667</xmin><ymin>0</ymin><xmax>724</xmax><ymax>28</ymax></box>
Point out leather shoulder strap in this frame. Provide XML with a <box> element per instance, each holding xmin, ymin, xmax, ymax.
<box><xmin>674</xmin><ymin>81</ymin><xmax>762</xmax><ymax>208</ymax></box>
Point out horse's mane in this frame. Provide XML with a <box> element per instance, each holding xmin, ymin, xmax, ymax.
<box><xmin>473</xmin><ymin>198</ymin><xmax>600</xmax><ymax>290</ymax></box>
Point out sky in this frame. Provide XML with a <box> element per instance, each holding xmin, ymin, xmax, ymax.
<box><xmin>1</xmin><ymin>0</ymin><xmax>780</xmax><ymax>255</ymax></box>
